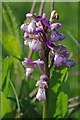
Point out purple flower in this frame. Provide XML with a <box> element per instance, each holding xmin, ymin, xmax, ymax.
<box><xmin>26</xmin><ymin>13</ymin><xmax>37</xmax><ymax>22</ymax></box>
<box><xmin>24</xmin><ymin>39</ymin><xmax>42</xmax><ymax>52</ymax></box>
<box><xmin>36</xmin><ymin>79</ymin><xmax>48</xmax><ymax>88</ymax></box>
<box><xmin>24</xmin><ymin>32</ymin><xmax>29</xmax><ymax>38</ymax></box>
<box><xmin>66</xmin><ymin>60</ymin><xmax>75</xmax><ymax>68</ymax></box>
<box><xmin>36</xmin><ymin>75</ymin><xmax>48</xmax><ymax>101</ymax></box>
<box><xmin>33</xmin><ymin>59</ymin><xmax>44</xmax><ymax>65</ymax></box>
<box><xmin>28</xmin><ymin>39</ymin><xmax>42</xmax><ymax>52</ymax></box>
<box><xmin>50</xmin><ymin>30</ymin><xmax>65</xmax><ymax>42</ymax></box>
<box><xmin>54</xmin><ymin>53</ymin><xmax>67</xmax><ymax>67</ymax></box>
<box><xmin>22</xmin><ymin>58</ymin><xmax>44</xmax><ymax>67</ymax></box>
<box><xmin>22</xmin><ymin>58</ymin><xmax>44</xmax><ymax>77</ymax></box>
<box><xmin>20</xmin><ymin>21</ymin><xmax>36</xmax><ymax>33</ymax></box>
<box><xmin>40</xmin><ymin>74</ymin><xmax>48</xmax><ymax>81</ymax></box>
<box><xmin>22</xmin><ymin>58</ymin><xmax>34</xmax><ymax>68</ymax></box>
<box><xmin>27</xmin><ymin>21</ymin><xmax>36</xmax><ymax>33</ymax></box>
<box><xmin>24</xmin><ymin>31</ymin><xmax>43</xmax><ymax>51</ymax></box>
<box><xmin>36</xmin><ymin>87</ymin><xmax>46</xmax><ymax>101</ymax></box>
<box><xmin>54</xmin><ymin>45</ymin><xmax>70</xmax><ymax>58</ymax></box>
<box><xmin>50</xmin><ymin>45</ymin><xmax>75</xmax><ymax>68</ymax></box>
<box><xmin>36</xmin><ymin>13</ymin><xmax>50</xmax><ymax>28</ymax></box>
<box><xmin>20</xmin><ymin>24</ymin><xmax>28</xmax><ymax>32</ymax></box>
<box><xmin>50</xmin><ymin>23</ymin><xmax>61</xmax><ymax>30</ymax></box>
<box><xmin>26</xmin><ymin>68</ymin><xmax>34</xmax><ymax>78</ymax></box>
<box><xmin>26</xmin><ymin>13</ymin><xmax>50</xmax><ymax>29</ymax></box>
<box><xmin>24</xmin><ymin>38</ymin><xmax>31</xmax><ymax>46</ymax></box>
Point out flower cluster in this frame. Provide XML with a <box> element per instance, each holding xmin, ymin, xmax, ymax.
<box><xmin>21</xmin><ymin>10</ymin><xmax>75</xmax><ymax>101</ymax></box>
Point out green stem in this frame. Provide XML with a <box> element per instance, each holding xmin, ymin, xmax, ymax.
<box><xmin>42</xmin><ymin>0</ymin><xmax>54</xmax><ymax>117</ymax></box>
<box><xmin>43</xmin><ymin>101</ymin><xmax>47</xmax><ymax>118</ymax></box>
<box><xmin>42</xmin><ymin>49</ymin><xmax>50</xmax><ymax>119</ymax></box>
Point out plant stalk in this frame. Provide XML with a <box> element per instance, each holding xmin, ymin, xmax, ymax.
<box><xmin>42</xmin><ymin>49</ymin><xmax>50</xmax><ymax>119</ymax></box>
<box><xmin>42</xmin><ymin>1</ymin><xmax>54</xmax><ymax>117</ymax></box>
<box><xmin>43</xmin><ymin>100</ymin><xmax>48</xmax><ymax>118</ymax></box>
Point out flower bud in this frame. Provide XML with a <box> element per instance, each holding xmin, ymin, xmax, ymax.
<box><xmin>50</xmin><ymin>10</ymin><xmax>59</xmax><ymax>22</ymax></box>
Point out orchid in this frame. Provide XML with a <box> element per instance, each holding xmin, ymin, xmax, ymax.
<box><xmin>21</xmin><ymin>10</ymin><xmax>75</xmax><ymax>101</ymax></box>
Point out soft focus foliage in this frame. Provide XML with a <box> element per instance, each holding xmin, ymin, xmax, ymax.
<box><xmin>1</xmin><ymin>2</ymin><xmax>79</xmax><ymax>119</ymax></box>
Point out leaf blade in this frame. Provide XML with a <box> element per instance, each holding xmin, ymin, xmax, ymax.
<box><xmin>3</xmin><ymin>4</ymin><xmax>21</xmax><ymax>41</ymax></box>
<box><xmin>2</xmin><ymin>7</ymin><xmax>14</xmax><ymax>35</ymax></box>
<box><xmin>54</xmin><ymin>91</ymin><xmax>68</xmax><ymax>118</ymax></box>
<box><xmin>1</xmin><ymin>92</ymin><xmax>11</xmax><ymax>117</ymax></box>
<box><xmin>2</xmin><ymin>33</ymin><xmax>21</xmax><ymax>59</ymax></box>
<box><xmin>47</xmin><ymin>67</ymin><xmax>69</xmax><ymax>118</ymax></box>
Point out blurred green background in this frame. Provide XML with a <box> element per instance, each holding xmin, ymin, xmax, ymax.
<box><xmin>2</xmin><ymin>2</ymin><xmax>79</xmax><ymax>118</ymax></box>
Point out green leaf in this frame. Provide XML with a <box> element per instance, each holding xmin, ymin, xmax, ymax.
<box><xmin>0</xmin><ymin>56</ymin><xmax>2</xmax><ymax>91</ymax></box>
<box><xmin>2</xmin><ymin>57</ymin><xmax>20</xmax><ymax>112</ymax></box>
<box><xmin>2</xmin><ymin>112</ymin><xmax>13</xmax><ymax>118</ymax></box>
<box><xmin>10</xmin><ymin>59</ymin><xmax>25</xmax><ymax>95</ymax></box>
<box><xmin>47</xmin><ymin>67</ymin><xmax>69</xmax><ymax>118</ymax></box>
<box><xmin>2</xmin><ymin>69</ymin><xmax>10</xmax><ymax>96</ymax></box>
<box><xmin>2</xmin><ymin>7</ymin><xmax>14</xmax><ymax>35</ymax></box>
<box><xmin>2</xmin><ymin>56</ymin><xmax>17</xmax><ymax>89</ymax></box>
<box><xmin>2</xmin><ymin>57</ymin><xmax>14</xmax><ymax>96</ymax></box>
<box><xmin>2</xmin><ymin>57</ymin><xmax>21</xmax><ymax>112</ymax></box>
<box><xmin>52</xmin><ymin>83</ymin><xmax>61</xmax><ymax>93</ymax></box>
<box><xmin>1</xmin><ymin>92</ymin><xmax>11</xmax><ymax>117</ymax></box>
<box><xmin>3</xmin><ymin>4</ymin><xmax>21</xmax><ymax>41</ymax></box>
<box><xmin>2</xmin><ymin>56</ymin><xmax>22</xmax><ymax>97</ymax></box>
<box><xmin>2</xmin><ymin>57</ymin><xmax>10</xmax><ymax>86</ymax></box>
<box><xmin>2</xmin><ymin>33</ymin><xmax>21</xmax><ymax>59</ymax></box>
<box><xmin>60</xmin><ymin>67</ymin><xmax>68</xmax><ymax>83</ymax></box>
<box><xmin>54</xmin><ymin>91</ymin><xmax>68</xmax><ymax>118</ymax></box>
<box><xmin>47</xmin><ymin>68</ymin><xmax>61</xmax><ymax>118</ymax></box>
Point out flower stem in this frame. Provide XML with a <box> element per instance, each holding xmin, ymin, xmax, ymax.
<box><xmin>43</xmin><ymin>100</ymin><xmax>48</xmax><ymax>118</ymax></box>
<box><xmin>42</xmin><ymin>49</ymin><xmax>50</xmax><ymax>118</ymax></box>
<box><xmin>42</xmin><ymin>1</ymin><xmax>54</xmax><ymax>117</ymax></box>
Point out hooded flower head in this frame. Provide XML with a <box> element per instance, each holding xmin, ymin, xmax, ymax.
<box><xmin>54</xmin><ymin>53</ymin><xmax>67</xmax><ymax>67</ymax></box>
<box><xmin>22</xmin><ymin>58</ymin><xmax>44</xmax><ymax>78</ymax></box>
<box><xmin>28</xmin><ymin>39</ymin><xmax>42</xmax><ymax>51</ymax></box>
<box><xmin>36</xmin><ymin>87</ymin><xmax>46</xmax><ymax>101</ymax></box>
<box><xmin>49</xmin><ymin>45</ymin><xmax>75</xmax><ymax>67</ymax></box>
<box><xmin>65</xmin><ymin>60</ymin><xmax>75</xmax><ymax>68</ymax></box>
<box><xmin>36</xmin><ymin>75</ymin><xmax>48</xmax><ymax>101</ymax></box>
<box><xmin>26</xmin><ymin>68</ymin><xmax>34</xmax><ymax>78</ymax></box>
